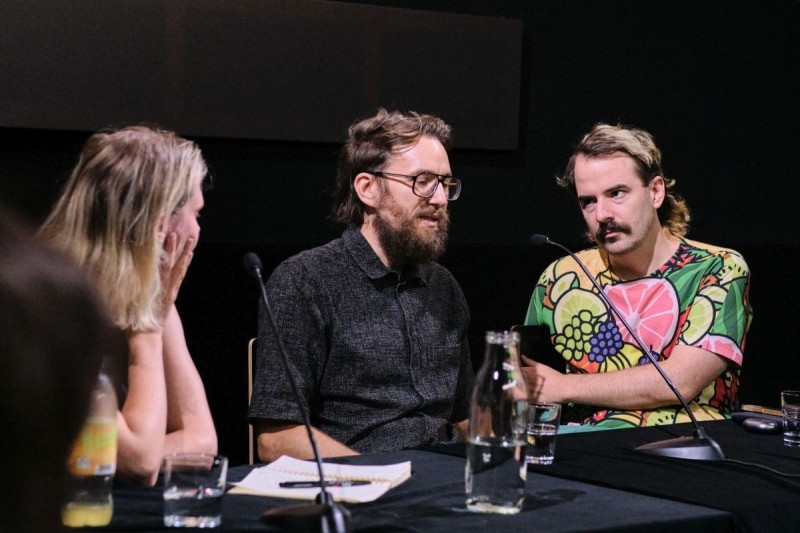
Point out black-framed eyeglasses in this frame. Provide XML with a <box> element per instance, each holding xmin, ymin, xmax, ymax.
<box><xmin>371</xmin><ymin>171</ymin><xmax>461</xmax><ymax>201</ymax></box>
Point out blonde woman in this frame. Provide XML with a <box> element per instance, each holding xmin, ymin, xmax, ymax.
<box><xmin>40</xmin><ymin>125</ymin><xmax>217</xmax><ymax>486</ymax></box>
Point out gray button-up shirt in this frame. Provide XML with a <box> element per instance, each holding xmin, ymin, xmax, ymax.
<box><xmin>248</xmin><ymin>226</ymin><xmax>473</xmax><ymax>454</ymax></box>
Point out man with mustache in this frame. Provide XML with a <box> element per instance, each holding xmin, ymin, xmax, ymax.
<box><xmin>249</xmin><ymin>108</ymin><xmax>473</xmax><ymax>460</ymax></box>
<box><xmin>522</xmin><ymin>123</ymin><xmax>752</xmax><ymax>429</ymax></box>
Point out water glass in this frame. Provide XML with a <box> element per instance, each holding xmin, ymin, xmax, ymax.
<box><xmin>526</xmin><ymin>403</ymin><xmax>561</xmax><ymax>465</ymax></box>
<box><xmin>162</xmin><ymin>453</ymin><xmax>228</xmax><ymax>528</ymax></box>
<box><xmin>781</xmin><ymin>391</ymin><xmax>800</xmax><ymax>447</ymax></box>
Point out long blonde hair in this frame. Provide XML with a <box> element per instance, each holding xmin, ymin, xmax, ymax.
<box><xmin>39</xmin><ymin>126</ymin><xmax>207</xmax><ymax>331</ymax></box>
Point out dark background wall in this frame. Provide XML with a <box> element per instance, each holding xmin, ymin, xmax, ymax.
<box><xmin>1</xmin><ymin>0</ymin><xmax>798</xmax><ymax>466</ymax></box>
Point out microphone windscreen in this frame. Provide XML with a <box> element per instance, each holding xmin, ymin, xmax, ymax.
<box><xmin>529</xmin><ymin>234</ymin><xmax>550</xmax><ymax>248</ymax></box>
<box><xmin>243</xmin><ymin>252</ymin><xmax>263</xmax><ymax>277</ymax></box>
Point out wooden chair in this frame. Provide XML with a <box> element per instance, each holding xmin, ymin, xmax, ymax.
<box><xmin>247</xmin><ymin>337</ymin><xmax>257</xmax><ymax>464</ymax></box>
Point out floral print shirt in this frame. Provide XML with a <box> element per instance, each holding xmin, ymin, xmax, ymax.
<box><xmin>524</xmin><ymin>239</ymin><xmax>753</xmax><ymax>427</ymax></box>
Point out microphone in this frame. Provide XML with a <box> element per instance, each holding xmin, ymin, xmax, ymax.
<box><xmin>529</xmin><ymin>234</ymin><xmax>725</xmax><ymax>461</ymax></box>
<box><xmin>243</xmin><ymin>253</ymin><xmax>351</xmax><ymax>532</ymax></box>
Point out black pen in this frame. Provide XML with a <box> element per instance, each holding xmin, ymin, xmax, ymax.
<box><xmin>279</xmin><ymin>480</ymin><xmax>372</xmax><ymax>488</ymax></box>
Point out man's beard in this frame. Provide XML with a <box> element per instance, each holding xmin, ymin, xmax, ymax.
<box><xmin>374</xmin><ymin>201</ymin><xmax>450</xmax><ymax>269</ymax></box>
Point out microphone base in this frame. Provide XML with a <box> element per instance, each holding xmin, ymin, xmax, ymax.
<box><xmin>262</xmin><ymin>501</ymin><xmax>351</xmax><ymax>533</ymax></box>
<box><xmin>634</xmin><ymin>427</ymin><xmax>726</xmax><ymax>461</ymax></box>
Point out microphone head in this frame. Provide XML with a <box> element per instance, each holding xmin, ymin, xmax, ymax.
<box><xmin>529</xmin><ymin>234</ymin><xmax>551</xmax><ymax>248</ymax></box>
<box><xmin>243</xmin><ymin>252</ymin><xmax>263</xmax><ymax>278</ymax></box>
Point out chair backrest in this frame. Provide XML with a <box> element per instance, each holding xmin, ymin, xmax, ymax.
<box><xmin>247</xmin><ymin>337</ymin><xmax>257</xmax><ymax>464</ymax></box>
<box><xmin>510</xmin><ymin>324</ymin><xmax>565</xmax><ymax>373</ymax></box>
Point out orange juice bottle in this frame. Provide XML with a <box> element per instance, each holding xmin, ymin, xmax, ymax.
<box><xmin>62</xmin><ymin>371</ymin><xmax>117</xmax><ymax>528</ymax></box>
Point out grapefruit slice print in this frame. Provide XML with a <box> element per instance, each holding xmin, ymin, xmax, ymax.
<box><xmin>604</xmin><ymin>278</ymin><xmax>679</xmax><ymax>353</ymax></box>
<box><xmin>704</xmin><ymin>334</ymin><xmax>744</xmax><ymax>366</ymax></box>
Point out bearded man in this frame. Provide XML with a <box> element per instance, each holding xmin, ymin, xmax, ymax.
<box><xmin>248</xmin><ymin>109</ymin><xmax>473</xmax><ymax>461</ymax></box>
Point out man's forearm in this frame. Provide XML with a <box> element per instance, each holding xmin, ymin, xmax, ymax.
<box><xmin>526</xmin><ymin>346</ymin><xmax>729</xmax><ymax>410</ymax></box>
<box><xmin>558</xmin><ymin>365</ymin><xmax>678</xmax><ymax>409</ymax></box>
<box><xmin>256</xmin><ymin>422</ymin><xmax>358</xmax><ymax>463</ymax></box>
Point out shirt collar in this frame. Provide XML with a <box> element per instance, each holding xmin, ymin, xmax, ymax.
<box><xmin>342</xmin><ymin>225</ymin><xmax>426</xmax><ymax>284</ymax></box>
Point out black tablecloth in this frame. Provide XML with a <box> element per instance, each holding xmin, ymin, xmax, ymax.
<box><xmin>103</xmin><ymin>442</ymin><xmax>735</xmax><ymax>532</ymax></box>
<box><xmin>534</xmin><ymin>420</ymin><xmax>800</xmax><ymax>533</ymax></box>
<box><xmin>98</xmin><ymin>419</ymin><xmax>800</xmax><ymax>531</ymax></box>
<box><xmin>430</xmin><ymin>419</ymin><xmax>800</xmax><ymax>533</ymax></box>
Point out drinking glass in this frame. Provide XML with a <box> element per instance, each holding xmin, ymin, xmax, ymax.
<box><xmin>162</xmin><ymin>453</ymin><xmax>228</xmax><ymax>528</ymax></box>
<box><xmin>526</xmin><ymin>403</ymin><xmax>561</xmax><ymax>465</ymax></box>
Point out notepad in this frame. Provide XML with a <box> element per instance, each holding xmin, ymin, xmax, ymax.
<box><xmin>229</xmin><ymin>455</ymin><xmax>412</xmax><ymax>503</ymax></box>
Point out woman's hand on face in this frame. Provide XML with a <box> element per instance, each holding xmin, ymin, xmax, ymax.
<box><xmin>159</xmin><ymin>232</ymin><xmax>194</xmax><ymax>318</ymax></box>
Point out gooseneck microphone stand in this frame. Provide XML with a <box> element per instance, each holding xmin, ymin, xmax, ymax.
<box><xmin>530</xmin><ymin>234</ymin><xmax>725</xmax><ymax>461</ymax></box>
<box><xmin>243</xmin><ymin>253</ymin><xmax>351</xmax><ymax>532</ymax></box>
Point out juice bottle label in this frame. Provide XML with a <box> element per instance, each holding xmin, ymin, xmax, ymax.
<box><xmin>67</xmin><ymin>417</ymin><xmax>117</xmax><ymax>476</ymax></box>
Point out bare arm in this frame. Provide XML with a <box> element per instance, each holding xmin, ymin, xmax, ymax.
<box><xmin>522</xmin><ymin>345</ymin><xmax>729</xmax><ymax>409</ymax></box>
<box><xmin>162</xmin><ymin>305</ymin><xmax>217</xmax><ymax>456</ymax></box>
<box><xmin>255</xmin><ymin>420</ymin><xmax>358</xmax><ymax>463</ymax></box>
<box><xmin>116</xmin><ymin>331</ymin><xmax>169</xmax><ymax>486</ymax></box>
<box><xmin>116</xmin><ymin>233</ymin><xmax>216</xmax><ymax>486</ymax></box>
